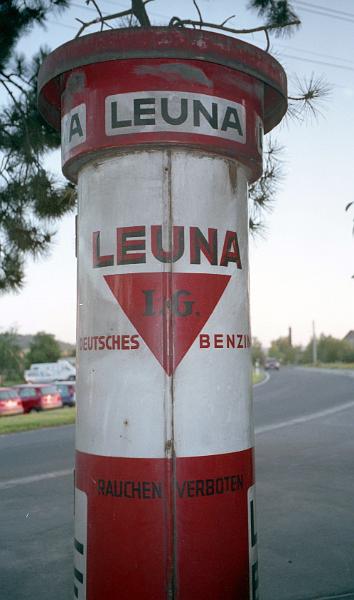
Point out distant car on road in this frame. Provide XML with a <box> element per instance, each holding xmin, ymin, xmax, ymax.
<box><xmin>16</xmin><ymin>384</ymin><xmax>63</xmax><ymax>413</ymax></box>
<box><xmin>265</xmin><ymin>357</ymin><xmax>280</xmax><ymax>370</ymax></box>
<box><xmin>0</xmin><ymin>388</ymin><xmax>24</xmax><ymax>416</ymax></box>
<box><xmin>55</xmin><ymin>381</ymin><xmax>76</xmax><ymax>407</ymax></box>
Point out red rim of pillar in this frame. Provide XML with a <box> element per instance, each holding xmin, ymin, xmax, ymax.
<box><xmin>38</xmin><ymin>27</ymin><xmax>287</xmax><ymax>183</ymax></box>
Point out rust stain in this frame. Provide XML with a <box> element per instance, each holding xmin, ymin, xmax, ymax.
<box><xmin>62</xmin><ymin>71</ymin><xmax>87</xmax><ymax>115</ymax></box>
<box><xmin>65</xmin><ymin>71</ymin><xmax>86</xmax><ymax>94</ymax></box>
<box><xmin>136</xmin><ymin>63</ymin><xmax>212</xmax><ymax>87</ymax></box>
<box><xmin>228</xmin><ymin>161</ymin><xmax>238</xmax><ymax>192</ymax></box>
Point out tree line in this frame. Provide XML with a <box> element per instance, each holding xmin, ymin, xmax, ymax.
<box><xmin>1</xmin><ymin>327</ymin><xmax>353</xmax><ymax>385</ymax></box>
<box><xmin>252</xmin><ymin>334</ymin><xmax>354</xmax><ymax>366</ymax></box>
<box><xmin>0</xmin><ymin>330</ymin><xmax>74</xmax><ymax>384</ymax></box>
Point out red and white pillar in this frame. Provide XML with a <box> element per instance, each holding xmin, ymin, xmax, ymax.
<box><xmin>38</xmin><ymin>28</ymin><xmax>287</xmax><ymax>600</ymax></box>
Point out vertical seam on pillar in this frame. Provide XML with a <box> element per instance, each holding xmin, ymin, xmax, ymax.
<box><xmin>163</xmin><ymin>148</ymin><xmax>177</xmax><ymax>600</ymax></box>
<box><xmin>169</xmin><ymin>149</ymin><xmax>178</xmax><ymax>600</ymax></box>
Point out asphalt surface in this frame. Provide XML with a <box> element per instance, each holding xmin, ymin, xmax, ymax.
<box><xmin>254</xmin><ymin>368</ymin><xmax>354</xmax><ymax>600</ymax></box>
<box><xmin>0</xmin><ymin>367</ymin><xmax>353</xmax><ymax>600</ymax></box>
<box><xmin>0</xmin><ymin>426</ymin><xmax>75</xmax><ymax>600</ymax></box>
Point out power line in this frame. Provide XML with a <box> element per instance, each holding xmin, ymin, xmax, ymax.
<box><xmin>280</xmin><ymin>52</ymin><xmax>354</xmax><ymax>72</ymax></box>
<box><xmin>71</xmin><ymin>1</ymin><xmax>117</xmax><ymax>13</ymax></box>
<box><xmin>48</xmin><ymin>20</ymin><xmax>76</xmax><ymax>31</ymax></box>
<box><xmin>295</xmin><ymin>0</ymin><xmax>354</xmax><ymax>19</ymax></box>
<box><xmin>70</xmin><ymin>1</ymin><xmax>122</xmax><ymax>17</ymax></box>
<box><xmin>248</xmin><ymin>31</ymin><xmax>354</xmax><ymax>71</ymax></box>
<box><xmin>273</xmin><ymin>42</ymin><xmax>354</xmax><ymax>66</ymax></box>
<box><xmin>294</xmin><ymin>3</ymin><xmax>354</xmax><ymax>23</ymax></box>
<box><xmin>70</xmin><ymin>1</ymin><xmax>97</xmax><ymax>13</ymax></box>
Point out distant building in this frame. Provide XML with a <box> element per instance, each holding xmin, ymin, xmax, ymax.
<box><xmin>343</xmin><ymin>331</ymin><xmax>354</xmax><ymax>348</ymax></box>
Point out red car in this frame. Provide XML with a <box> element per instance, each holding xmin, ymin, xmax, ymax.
<box><xmin>0</xmin><ymin>387</ymin><xmax>24</xmax><ymax>416</ymax></box>
<box><xmin>16</xmin><ymin>384</ymin><xmax>63</xmax><ymax>413</ymax></box>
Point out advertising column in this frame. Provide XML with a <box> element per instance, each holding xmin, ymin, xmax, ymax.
<box><xmin>38</xmin><ymin>28</ymin><xmax>287</xmax><ymax>600</ymax></box>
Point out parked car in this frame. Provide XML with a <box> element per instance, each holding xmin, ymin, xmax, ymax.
<box><xmin>55</xmin><ymin>381</ymin><xmax>76</xmax><ymax>407</ymax></box>
<box><xmin>24</xmin><ymin>360</ymin><xmax>76</xmax><ymax>383</ymax></box>
<box><xmin>16</xmin><ymin>384</ymin><xmax>63</xmax><ymax>413</ymax></box>
<box><xmin>265</xmin><ymin>357</ymin><xmax>280</xmax><ymax>370</ymax></box>
<box><xmin>0</xmin><ymin>388</ymin><xmax>24</xmax><ymax>416</ymax></box>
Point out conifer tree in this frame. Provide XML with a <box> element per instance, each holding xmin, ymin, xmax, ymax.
<box><xmin>1</xmin><ymin>0</ymin><xmax>326</xmax><ymax>291</ymax></box>
<box><xmin>0</xmin><ymin>0</ymin><xmax>75</xmax><ymax>292</ymax></box>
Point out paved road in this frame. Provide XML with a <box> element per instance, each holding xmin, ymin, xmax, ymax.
<box><xmin>0</xmin><ymin>367</ymin><xmax>353</xmax><ymax>599</ymax></box>
<box><xmin>254</xmin><ymin>368</ymin><xmax>354</xmax><ymax>600</ymax></box>
<box><xmin>0</xmin><ymin>426</ymin><xmax>75</xmax><ymax>600</ymax></box>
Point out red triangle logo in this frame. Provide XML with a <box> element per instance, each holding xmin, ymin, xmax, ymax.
<box><xmin>104</xmin><ymin>273</ymin><xmax>230</xmax><ymax>376</ymax></box>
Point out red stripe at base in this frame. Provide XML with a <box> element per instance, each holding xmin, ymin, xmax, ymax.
<box><xmin>76</xmin><ymin>448</ymin><xmax>254</xmax><ymax>600</ymax></box>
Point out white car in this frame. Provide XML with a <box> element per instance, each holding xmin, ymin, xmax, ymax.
<box><xmin>24</xmin><ymin>360</ymin><xmax>76</xmax><ymax>383</ymax></box>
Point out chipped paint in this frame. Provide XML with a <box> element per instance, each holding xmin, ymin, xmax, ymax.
<box><xmin>66</xmin><ymin>70</ymin><xmax>87</xmax><ymax>94</ymax></box>
<box><xmin>228</xmin><ymin>160</ymin><xmax>238</xmax><ymax>192</ymax></box>
<box><xmin>135</xmin><ymin>63</ymin><xmax>212</xmax><ymax>87</ymax></box>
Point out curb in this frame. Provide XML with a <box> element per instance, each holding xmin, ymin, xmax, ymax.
<box><xmin>253</xmin><ymin>371</ymin><xmax>270</xmax><ymax>387</ymax></box>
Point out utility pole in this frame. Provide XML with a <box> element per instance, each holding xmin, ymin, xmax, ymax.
<box><xmin>312</xmin><ymin>320</ymin><xmax>317</xmax><ymax>365</ymax></box>
<box><xmin>288</xmin><ymin>326</ymin><xmax>292</xmax><ymax>347</ymax></box>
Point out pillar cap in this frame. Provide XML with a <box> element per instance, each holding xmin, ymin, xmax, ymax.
<box><xmin>38</xmin><ymin>27</ymin><xmax>287</xmax><ymax>134</ymax></box>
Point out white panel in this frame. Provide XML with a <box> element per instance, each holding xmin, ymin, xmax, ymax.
<box><xmin>76</xmin><ymin>150</ymin><xmax>253</xmax><ymax>458</ymax></box>
<box><xmin>76</xmin><ymin>152</ymin><xmax>170</xmax><ymax>458</ymax></box>
<box><xmin>105</xmin><ymin>91</ymin><xmax>246</xmax><ymax>143</ymax></box>
<box><xmin>170</xmin><ymin>153</ymin><xmax>252</xmax><ymax>455</ymax></box>
<box><xmin>61</xmin><ymin>103</ymin><xmax>86</xmax><ymax>164</ymax></box>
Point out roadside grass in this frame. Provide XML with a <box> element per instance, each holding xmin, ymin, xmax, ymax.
<box><xmin>1</xmin><ymin>378</ymin><xmax>25</xmax><ymax>387</ymax></box>
<box><xmin>0</xmin><ymin>407</ymin><xmax>76</xmax><ymax>435</ymax></box>
<box><xmin>253</xmin><ymin>370</ymin><xmax>266</xmax><ymax>385</ymax></box>
<box><xmin>303</xmin><ymin>362</ymin><xmax>354</xmax><ymax>370</ymax></box>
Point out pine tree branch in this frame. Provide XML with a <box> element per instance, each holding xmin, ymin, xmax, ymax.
<box><xmin>0</xmin><ymin>80</ymin><xmax>26</xmax><ymax>117</ymax></box>
<box><xmin>287</xmin><ymin>74</ymin><xmax>330</xmax><ymax>122</ymax></box>
<box><xmin>193</xmin><ymin>0</ymin><xmax>203</xmax><ymax>28</ymax></box>
<box><xmin>248</xmin><ymin>0</ymin><xmax>300</xmax><ymax>33</ymax></box>
<box><xmin>74</xmin><ymin>1</ymin><xmax>298</xmax><ymax>39</ymax></box>
<box><xmin>169</xmin><ymin>16</ymin><xmax>185</xmax><ymax>28</ymax></box>
<box><xmin>264</xmin><ymin>28</ymin><xmax>270</xmax><ymax>52</ymax></box>
<box><xmin>0</xmin><ymin>70</ymin><xmax>29</xmax><ymax>93</ymax></box>
<box><xmin>249</xmin><ymin>137</ymin><xmax>284</xmax><ymax>233</ymax></box>
<box><xmin>220</xmin><ymin>15</ymin><xmax>236</xmax><ymax>27</ymax></box>
<box><xmin>132</xmin><ymin>0</ymin><xmax>151</xmax><ymax>27</ymax></box>
<box><xmin>86</xmin><ymin>0</ymin><xmax>104</xmax><ymax>31</ymax></box>
<box><xmin>75</xmin><ymin>0</ymin><xmax>154</xmax><ymax>37</ymax></box>
<box><xmin>75</xmin><ymin>8</ymin><xmax>131</xmax><ymax>36</ymax></box>
<box><xmin>168</xmin><ymin>17</ymin><xmax>300</xmax><ymax>36</ymax></box>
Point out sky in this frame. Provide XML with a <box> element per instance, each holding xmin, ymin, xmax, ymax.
<box><xmin>0</xmin><ymin>0</ymin><xmax>353</xmax><ymax>348</ymax></box>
